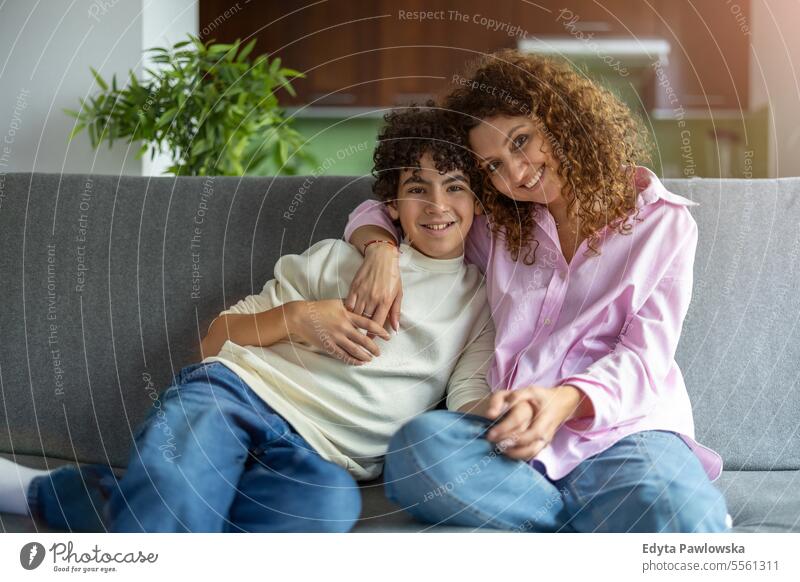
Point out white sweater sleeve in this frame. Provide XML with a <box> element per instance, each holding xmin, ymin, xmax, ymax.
<box><xmin>445</xmin><ymin>306</ymin><xmax>496</xmax><ymax>412</ymax></box>
<box><xmin>216</xmin><ymin>239</ymin><xmax>337</xmax><ymax>318</ymax></box>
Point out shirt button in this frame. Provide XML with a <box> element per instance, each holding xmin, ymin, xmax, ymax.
<box><xmin>544</xmin><ymin>318</ymin><xmax>552</xmax><ymax>326</ymax></box>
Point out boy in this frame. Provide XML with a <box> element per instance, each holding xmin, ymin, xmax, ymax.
<box><xmin>0</xmin><ymin>106</ymin><xmax>494</xmax><ymax>532</ymax></box>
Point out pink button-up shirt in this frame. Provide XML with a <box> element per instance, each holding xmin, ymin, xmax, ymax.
<box><xmin>344</xmin><ymin>167</ymin><xmax>722</xmax><ymax>481</ymax></box>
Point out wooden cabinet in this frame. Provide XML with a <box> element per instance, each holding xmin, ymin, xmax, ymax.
<box><xmin>654</xmin><ymin>0</ymin><xmax>750</xmax><ymax>111</ymax></box>
<box><xmin>373</xmin><ymin>0</ymin><xmax>519</xmax><ymax>106</ymax></box>
<box><xmin>200</xmin><ymin>1</ymin><xmax>382</xmax><ymax>106</ymax></box>
<box><xmin>199</xmin><ymin>0</ymin><xmax>751</xmax><ymax>112</ymax></box>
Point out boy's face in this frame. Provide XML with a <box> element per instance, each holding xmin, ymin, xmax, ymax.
<box><xmin>389</xmin><ymin>152</ymin><xmax>480</xmax><ymax>260</ymax></box>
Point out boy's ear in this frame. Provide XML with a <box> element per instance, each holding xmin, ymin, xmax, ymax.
<box><xmin>473</xmin><ymin>197</ymin><xmax>484</xmax><ymax>215</ymax></box>
<box><xmin>387</xmin><ymin>200</ymin><xmax>400</xmax><ymax>221</ymax></box>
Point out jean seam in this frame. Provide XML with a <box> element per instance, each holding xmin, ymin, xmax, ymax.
<box><xmin>180</xmin><ymin>362</ymin><xmax>216</xmax><ymax>384</ymax></box>
<box><xmin>394</xmin><ymin>429</ymin><xmax>524</xmax><ymax>532</ymax></box>
<box><xmin>563</xmin><ymin>458</ymin><xmax>610</xmax><ymax>532</ymax></box>
<box><xmin>176</xmin><ymin>362</ymin><xmax>199</xmax><ymax>384</ymax></box>
<box><xmin>634</xmin><ymin>432</ymin><xmax>677</xmax><ymax>532</ymax></box>
<box><xmin>557</xmin><ymin>479</ymin><xmax>583</xmax><ymax>533</ymax></box>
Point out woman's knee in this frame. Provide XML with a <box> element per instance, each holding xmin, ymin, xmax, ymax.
<box><xmin>386</xmin><ymin>411</ymin><xmax>490</xmax><ymax>482</ymax></box>
<box><xmin>384</xmin><ymin>413</ymin><xmax>565</xmax><ymax>531</ymax></box>
<box><xmin>387</xmin><ymin>410</ymin><xmax>490</xmax><ymax>463</ymax></box>
<box><xmin>384</xmin><ymin>411</ymin><xmax>503</xmax><ymax>515</ymax></box>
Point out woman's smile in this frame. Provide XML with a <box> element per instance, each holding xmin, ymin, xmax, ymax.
<box><xmin>519</xmin><ymin>165</ymin><xmax>545</xmax><ymax>191</ymax></box>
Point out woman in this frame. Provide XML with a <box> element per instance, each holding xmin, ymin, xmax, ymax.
<box><xmin>342</xmin><ymin>50</ymin><xmax>729</xmax><ymax>532</ymax></box>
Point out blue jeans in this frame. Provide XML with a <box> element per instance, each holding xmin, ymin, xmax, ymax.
<box><xmin>28</xmin><ymin>362</ymin><xmax>361</xmax><ymax>532</ymax></box>
<box><xmin>384</xmin><ymin>410</ymin><xmax>729</xmax><ymax>532</ymax></box>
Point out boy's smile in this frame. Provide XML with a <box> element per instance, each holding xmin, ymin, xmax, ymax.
<box><xmin>389</xmin><ymin>152</ymin><xmax>480</xmax><ymax>260</ymax></box>
<box><xmin>420</xmin><ymin>220</ymin><xmax>455</xmax><ymax>234</ymax></box>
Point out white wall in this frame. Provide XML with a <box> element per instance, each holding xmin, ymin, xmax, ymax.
<box><xmin>141</xmin><ymin>0</ymin><xmax>199</xmax><ymax>176</ymax></box>
<box><xmin>0</xmin><ymin>0</ymin><xmax>197</xmax><ymax>176</ymax></box>
<box><xmin>750</xmin><ymin>0</ymin><xmax>800</xmax><ymax>178</ymax></box>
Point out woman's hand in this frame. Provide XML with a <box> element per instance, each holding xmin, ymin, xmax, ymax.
<box><xmin>345</xmin><ymin>243</ymin><xmax>403</xmax><ymax>333</ymax></box>
<box><xmin>456</xmin><ymin>394</ymin><xmax>495</xmax><ymax>418</ymax></box>
<box><xmin>484</xmin><ymin>385</ymin><xmax>591</xmax><ymax>461</ymax></box>
<box><xmin>286</xmin><ymin>299</ymin><xmax>391</xmax><ymax>365</ymax></box>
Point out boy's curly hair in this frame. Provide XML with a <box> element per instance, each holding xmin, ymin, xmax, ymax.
<box><xmin>444</xmin><ymin>49</ymin><xmax>652</xmax><ymax>264</ymax></box>
<box><xmin>372</xmin><ymin>101</ymin><xmax>483</xmax><ymax>204</ymax></box>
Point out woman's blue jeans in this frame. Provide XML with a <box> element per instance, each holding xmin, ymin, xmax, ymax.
<box><xmin>27</xmin><ymin>362</ymin><xmax>361</xmax><ymax>532</ymax></box>
<box><xmin>384</xmin><ymin>410</ymin><xmax>729</xmax><ymax>532</ymax></box>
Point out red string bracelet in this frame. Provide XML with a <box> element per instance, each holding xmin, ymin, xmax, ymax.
<box><xmin>363</xmin><ymin>239</ymin><xmax>400</xmax><ymax>254</ymax></box>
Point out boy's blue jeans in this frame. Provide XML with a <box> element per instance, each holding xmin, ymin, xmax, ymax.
<box><xmin>384</xmin><ymin>410</ymin><xmax>730</xmax><ymax>532</ymax></box>
<box><xmin>27</xmin><ymin>362</ymin><xmax>361</xmax><ymax>532</ymax></box>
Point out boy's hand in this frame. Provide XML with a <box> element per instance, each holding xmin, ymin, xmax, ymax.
<box><xmin>484</xmin><ymin>385</ymin><xmax>589</xmax><ymax>461</ymax></box>
<box><xmin>345</xmin><ymin>243</ymin><xmax>403</xmax><ymax>333</ymax></box>
<box><xmin>286</xmin><ymin>299</ymin><xmax>391</xmax><ymax>365</ymax></box>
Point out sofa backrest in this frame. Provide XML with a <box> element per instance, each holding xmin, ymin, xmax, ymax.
<box><xmin>1</xmin><ymin>172</ymin><xmax>798</xmax><ymax>471</ymax></box>
<box><xmin>0</xmin><ymin>172</ymin><xmax>374</xmax><ymax>467</ymax></box>
<box><xmin>666</xmin><ymin>177</ymin><xmax>800</xmax><ymax>471</ymax></box>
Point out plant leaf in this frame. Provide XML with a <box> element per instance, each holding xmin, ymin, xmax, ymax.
<box><xmin>156</xmin><ymin>107</ymin><xmax>178</xmax><ymax>128</ymax></box>
<box><xmin>90</xmin><ymin>67</ymin><xmax>108</xmax><ymax>90</ymax></box>
<box><xmin>67</xmin><ymin>123</ymin><xmax>86</xmax><ymax>141</ymax></box>
<box><xmin>237</xmin><ymin>37</ymin><xmax>257</xmax><ymax>62</ymax></box>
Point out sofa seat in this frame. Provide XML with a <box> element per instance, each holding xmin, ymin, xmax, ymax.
<box><xmin>3</xmin><ymin>453</ymin><xmax>796</xmax><ymax>533</ymax></box>
<box><xmin>715</xmin><ymin>470</ymin><xmax>800</xmax><ymax>533</ymax></box>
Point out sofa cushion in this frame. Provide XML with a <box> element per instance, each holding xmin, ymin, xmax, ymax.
<box><xmin>715</xmin><ymin>470</ymin><xmax>800</xmax><ymax>532</ymax></box>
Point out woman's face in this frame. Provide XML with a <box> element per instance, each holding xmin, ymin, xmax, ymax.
<box><xmin>468</xmin><ymin>115</ymin><xmax>565</xmax><ymax>206</ymax></box>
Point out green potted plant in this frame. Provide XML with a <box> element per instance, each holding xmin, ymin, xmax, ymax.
<box><xmin>66</xmin><ymin>35</ymin><xmax>312</xmax><ymax>175</ymax></box>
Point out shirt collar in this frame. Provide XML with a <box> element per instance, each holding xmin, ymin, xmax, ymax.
<box><xmin>398</xmin><ymin>241</ymin><xmax>465</xmax><ymax>273</ymax></box>
<box><xmin>635</xmin><ymin>166</ymin><xmax>699</xmax><ymax>208</ymax></box>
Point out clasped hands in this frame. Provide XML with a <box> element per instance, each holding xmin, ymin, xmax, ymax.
<box><xmin>467</xmin><ymin>384</ymin><xmax>593</xmax><ymax>461</ymax></box>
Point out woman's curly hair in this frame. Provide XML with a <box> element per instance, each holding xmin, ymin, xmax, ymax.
<box><xmin>444</xmin><ymin>49</ymin><xmax>652</xmax><ymax>264</ymax></box>
<box><xmin>372</xmin><ymin>101</ymin><xmax>483</xmax><ymax>206</ymax></box>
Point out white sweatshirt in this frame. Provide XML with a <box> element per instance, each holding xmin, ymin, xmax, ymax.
<box><xmin>203</xmin><ymin>239</ymin><xmax>494</xmax><ymax>480</ymax></box>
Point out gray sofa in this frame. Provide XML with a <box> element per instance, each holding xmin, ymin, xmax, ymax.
<box><xmin>1</xmin><ymin>172</ymin><xmax>798</xmax><ymax>533</ymax></box>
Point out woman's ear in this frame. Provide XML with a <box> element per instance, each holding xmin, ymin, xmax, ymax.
<box><xmin>387</xmin><ymin>200</ymin><xmax>400</xmax><ymax>221</ymax></box>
